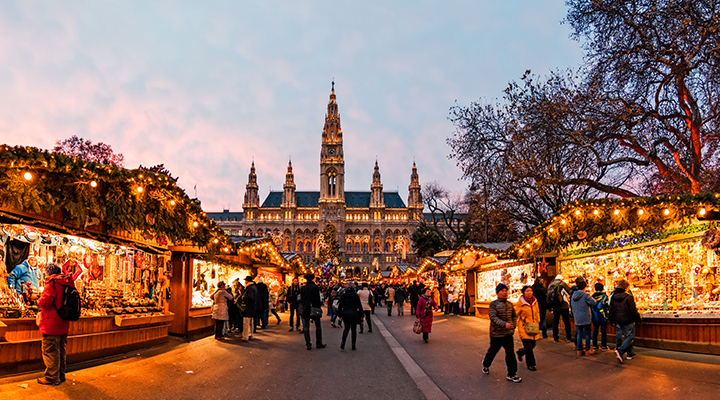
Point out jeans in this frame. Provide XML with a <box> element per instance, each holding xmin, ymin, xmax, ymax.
<box><xmin>341</xmin><ymin>322</ymin><xmax>357</xmax><ymax>348</ymax></box>
<box><xmin>280</xmin><ymin>301</ymin><xmax>287</xmax><ymax>312</ymax></box>
<box><xmin>289</xmin><ymin>303</ymin><xmax>300</xmax><ymax>328</ymax></box>
<box><xmin>552</xmin><ymin>308</ymin><xmax>571</xmax><ymax>341</ymax></box>
<box><xmin>396</xmin><ymin>302</ymin><xmax>404</xmax><ymax>315</ymax></box>
<box><xmin>483</xmin><ymin>334</ymin><xmax>517</xmax><ymax>376</ymax></box>
<box><xmin>42</xmin><ymin>334</ymin><xmax>67</xmax><ymax>384</ymax></box>
<box><xmin>575</xmin><ymin>324</ymin><xmax>591</xmax><ymax>351</ymax></box>
<box><xmin>616</xmin><ymin>323</ymin><xmax>635</xmax><ymax>357</ymax></box>
<box><xmin>387</xmin><ymin>301</ymin><xmax>394</xmax><ymax>316</ymax></box>
<box><xmin>304</xmin><ymin>316</ymin><xmax>323</xmax><ymax>347</ymax></box>
<box><xmin>592</xmin><ymin>321</ymin><xmax>607</xmax><ymax>348</ymax></box>
<box><xmin>261</xmin><ymin>309</ymin><xmax>269</xmax><ymax>328</ymax></box>
<box><xmin>360</xmin><ymin>311</ymin><xmax>372</xmax><ymax>332</ymax></box>
<box><xmin>517</xmin><ymin>339</ymin><xmax>536</xmax><ymax>367</ymax></box>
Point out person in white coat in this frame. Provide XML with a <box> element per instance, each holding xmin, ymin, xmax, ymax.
<box><xmin>211</xmin><ymin>282</ymin><xmax>233</xmax><ymax>340</ymax></box>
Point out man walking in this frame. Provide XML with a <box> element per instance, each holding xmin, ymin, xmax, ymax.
<box><xmin>287</xmin><ymin>277</ymin><xmax>302</xmax><ymax>331</ymax></box>
<box><xmin>357</xmin><ymin>283</ymin><xmax>373</xmax><ymax>333</ymax></box>
<box><xmin>394</xmin><ymin>285</ymin><xmax>406</xmax><ymax>316</ymax></box>
<box><xmin>36</xmin><ymin>263</ymin><xmax>74</xmax><ymax>385</ymax></box>
<box><xmin>609</xmin><ymin>279</ymin><xmax>641</xmax><ymax>364</ymax></box>
<box><xmin>240</xmin><ymin>276</ymin><xmax>259</xmax><ymax>342</ymax></box>
<box><xmin>301</xmin><ymin>274</ymin><xmax>326</xmax><ymax>350</ymax></box>
<box><xmin>256</xmin><ymin>278</ymin><xmax>270</xmax><ymax>329</ymax></box>
<box><xmin>482</xmin><ymin>283</ymin><xmax>521</xmax><ymax>383</ymax></box>
<box><xmin>385</xmin><ymin>285</ymin><xmax>395</xmax><ymax>316</ymax></box>
<box><xmin>547</xmin><ymin>275</ymin><xmax>572</xmax><ymax>343</ymax></box>
<box><xmin>409</xmin><ymin>281</ymin><xmax>421</xmax><ymax>315</ymax></box>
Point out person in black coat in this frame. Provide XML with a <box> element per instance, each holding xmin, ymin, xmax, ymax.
<box><xmin>240</xmin><ymin>276</ymin><xmax>259</xmax><ymax>341</ymax></box>
<box><xmin>409</xmin><ymin>281</ymin><xmax>421</xmax><ymax>315</ymax></box>
<box><xmin>531</xmin><ymin>278</ymin><xmax>548</xmax><ymax>338</ymax></box>
<box><xmin>300</xmin><ymin>274</ymin><xmax>326</xmax><ymax>350</ymax></box>
<box><xmin>337</xmin><ymin>281</ymin><xmax>363</xmax><ymax>350</ymax></box>
<box><xmin>256</xmin><ymin>279</ymin><xmax>270</xmax><ymax>329</ymax></box>
<box><xmin>286</xmin><ymin>277</ymin><xmax>302</xmax><ymax>331</ymax></box>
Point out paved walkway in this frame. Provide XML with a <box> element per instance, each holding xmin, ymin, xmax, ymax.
<box><xmin>2</xmin><ymin>304</ymin><xmax>720</xmax><ymax>399</ymax></box>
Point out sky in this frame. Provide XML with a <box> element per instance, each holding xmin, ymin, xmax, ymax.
<box><xmin>0</xmin><ymin>1</ymin><xmax>584</xmax><ymax>211</ymax></box>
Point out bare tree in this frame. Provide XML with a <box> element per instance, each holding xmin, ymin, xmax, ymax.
<box><xmin>53</xmin><ymin>135</ymin><xmax>124</xmax><ymax>167</ymax></box>
<box><xmin>422</xmin><ymin>181</ymin><xmax>469</xmax><ymax>249</ymax></box>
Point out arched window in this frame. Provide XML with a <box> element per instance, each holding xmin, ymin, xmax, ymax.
<box><xmin>306</xmin><ymin>241</ymin><xmax>312</xmax><ymax>253</ymax></box>
<box><xmin>362</xmin><ymin>242</ymin><xmax>368</xmax><ymax>253</ymax></box>
<box><xmin>374</xmin><ymin>241</ymin><xmax>380</xmax><ymax>252</ymax></box>
<box><xmin>354</xmin><ymin>242</ymin><xmax>361</xmax><ymax>253</ymax></box>
<box><xmin>384</xmin><ymin>242</ymin><xmax>391</xmax><ymax>252</ymax></box>
<box><xmin>346</xmin><ymin>242</ymin><xmax>353</xmax><ymax>253</ymax></box>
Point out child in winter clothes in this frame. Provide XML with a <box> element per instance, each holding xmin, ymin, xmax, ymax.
<box><xmin>591</xmin><ymin>283</ymin><xmax>610</xmax><ymax>350</ymax></box>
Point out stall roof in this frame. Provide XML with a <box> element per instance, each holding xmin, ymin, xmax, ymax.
<box><xmin>395</xmin><ymin>263</ymin><xmax>418</xmax><ymax>274</ymax></box>
<box><xmin>380</xmin><ymin>270</ymin><xmax>392</xmax><ymax>278</ymax></box>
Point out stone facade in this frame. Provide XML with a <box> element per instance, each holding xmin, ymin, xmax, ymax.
<box><xmin>208</xmin><ymin>83</ymin><xmax>423</xmax><ymax>272</ymax></box>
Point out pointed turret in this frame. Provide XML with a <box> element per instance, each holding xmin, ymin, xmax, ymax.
<box><xmin>408</xmin><ymin>162</ymin><xmax>423</xmax><ymax>220</ymax></box>
<box><xmin>282</xmin><ymin>160</ymin><xmax>297</xmax><ymax>215</ymax></box>
<box><xmin>320</xmin><ymin>81</ymin><xmax>345</xmax><ymax>207</ymax></box>
<box><xmin>243</xmin><ymin>161</ymin><xmax>260</xmax><ymax>220</ymax></box>
<box><xmin>370</xmin><ymin>160</ymin><xmax>385</xmax><ymax>220</ymax></box>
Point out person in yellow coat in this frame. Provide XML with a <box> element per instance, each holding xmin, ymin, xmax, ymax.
<box><xmin>515</xmin><ymin>285</ymin><xmax>541</xmax><ymax>371</ymax></box>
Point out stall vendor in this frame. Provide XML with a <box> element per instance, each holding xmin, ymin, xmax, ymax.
<box><xmin>7</xmin><ymin>256</ymin><xmax>42</xmax><ymax>294</ymax></box>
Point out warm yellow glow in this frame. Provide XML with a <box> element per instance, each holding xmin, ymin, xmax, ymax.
<box><xmin>549</xmin><ymin>227</ymin><xmax>554</xmax><ymax>233</ymax></box>
<box><xmin>533</xmin><ymin>238</ymin><xmax>538</xmax><ymax>243</ymax></box>
<box><xmin>575</xmin><ymin>210</ymin><xmax>580</xmax><ymax>216</ymax></box>
<box><xmin>136</xmin><ymin>186</ymin><xmax>144</xmax><ymax>193</ymax></box>
<box><xmin>138</xmin><ymin>174</ymin><xmax>143</xmax><ymax>179</ymax></box>
<box><xmin>593</xmin><ymin>209</ymin><xmax>599</xmax><ymax>215</ymax></box>
<box><xmin>664</xmin><ymin>208</ymin><xmax>670</xmax><ymax>215</ymax></box>
<box><xmin>170</xmin><ymin>200</ymin><xmax>176</xmax><ymax>206</ymax></box>
<box><xmin>90</xmin><ymin>180</ymin><xmax>97</xmax><ymax>187</ymax></box>
<box><xmin>637</xmin><ymin>209</ymin><xmax>644</xmax><ymax>215</ymax></box>
<box><xmin>561</xmin><ymin>219</ymin><xmax>566</xmax><ymax>225</ymax></box>
<box><xmin>614</xmin><ymin>209</ymin><xmax>620</xmax><ymax>215</ymax></box>
<box><xmin>193</xmin><ymin>221</ymin><xmax>199</xmax><ymax>227</ymax></box>
<box><xmin>525</xmin><ymin>244</ymin><xmax>530</xmax><ymax>248</ymax></box>
<box><xmin>213</xmin><ymin>238</ymin><xmax>219</xmax><ymax>244</ymax></box>
<box><xmin>23</xmin><ymin>172</ymin><xmax>33</xmax><ymax>180</ymax></box>
<box><xmin>519</xmin><ymin>249</ymin><xmax>524</xmax><ymax>253</ymax></box>
<box><xmin>699</xmin><ymin>208</ymin><xmax>706</xmax><ymax>216</ymax></box>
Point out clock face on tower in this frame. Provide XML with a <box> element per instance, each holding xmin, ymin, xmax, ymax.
<box><xmin>328</xmin><ymin>147</ymin><xmax>336</xmax><ymax>156</ymax></box>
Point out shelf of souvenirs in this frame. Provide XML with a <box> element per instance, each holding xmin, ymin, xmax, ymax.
<box><xmin>475</xmin><ymin>262</ymin><xmax>535</xmax><ymax>303</ymax></box>
<box><xmin>559</xmin><ymin>237</ymin><xmax>720</xmax><ymax>317</ymax></box>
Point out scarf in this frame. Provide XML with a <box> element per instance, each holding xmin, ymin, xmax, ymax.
<box><xmin>421</xmin><ymin>294</ymin><xmax>432</xmax><ymax>317</ymax></box>
<box><xmin>520</xmin><ymin>295</ymin><xmax>536</xmax><ymax>307</ymax></box>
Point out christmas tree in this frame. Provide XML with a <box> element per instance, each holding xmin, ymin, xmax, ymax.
<box><xmin>315</xmin><ymin>222</ymin><xmax>342</xmax><ymax>267</ymax></box>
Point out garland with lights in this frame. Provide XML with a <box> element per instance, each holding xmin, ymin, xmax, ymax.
<box><xmin>0</xmin><ymin>145</ymin><xmax>236</xmax><ymax>254</ymax></box>
<box><xmin>507</xmin><ymin>193</ymin><xmax>720</xmax><ymax>258</ymax></box>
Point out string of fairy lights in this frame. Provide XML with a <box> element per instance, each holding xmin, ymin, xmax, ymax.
<box><xmin>506</xmin><ymin>193</ymin><xmax>720</xmax><ymax>258</ymax></box>
<box><xmin>0</xmin><ymin>145</ymin><xmax>285</xmax><ymax>266</ymax></box>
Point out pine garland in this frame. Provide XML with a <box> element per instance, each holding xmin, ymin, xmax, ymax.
<box><xmin>0</xmin><ymin>145</ymin><xmax>235</xmax><ymax>254</ymax></box>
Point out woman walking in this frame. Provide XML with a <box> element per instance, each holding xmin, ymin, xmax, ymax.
<box><xmin>212</xmin><ymin>282</ymin><xmax>233</xmax><ymax>340</ymax></box>
<box><xmin>337</xmin><ymin>282</ymin><xmax>363</xmax><ymax>350</ymax></box>
<box><xmin>515</xmin><ymin>285</ymin><xmax>540</xmax><ymax>371</ymax></box>
<box><xmin>416</xmin><ymin>287</ymin><xmax>438</xmax><ymax>343</ymax></box>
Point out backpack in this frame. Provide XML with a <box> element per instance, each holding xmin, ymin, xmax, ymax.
<box><xmin>53</xmin><ymin>281</ymin><xmax>82</xmax><ymax>321</ymax></box>
<box><xmin>546</xmin><ymin>283</ymin><xmax>561</xmax><ymax>307</ymax></box>
<box><xmin>591</xmin><ymin>293</ymin><xmax>609</xmax><ymax>324</ymax></box>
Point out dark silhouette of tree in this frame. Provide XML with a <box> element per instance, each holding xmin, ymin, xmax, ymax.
<box><xmin>53</xmin><ymin>135</ymin><xmax>124</xmax><ymax>167</ymax></box>
<box><xmin>422</xmin><ymin>181</ymin><xmax>470</xmax><ymax>249</ymax></box>
<box><xmin>411</xmin><ymin>222</ymin><xmax>444</xmax><ymax>258</ymax></box>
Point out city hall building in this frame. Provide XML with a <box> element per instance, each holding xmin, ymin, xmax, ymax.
<box><xmin>208</xmin><ymin>83</ymin><xmax>423</xmax><ymax>272</ymax></box>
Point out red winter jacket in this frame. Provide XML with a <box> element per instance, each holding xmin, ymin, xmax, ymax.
<box><xmin>38</xmin><ymin>275</ymin><xmax>75</xmax><ymax>335</ymax></box>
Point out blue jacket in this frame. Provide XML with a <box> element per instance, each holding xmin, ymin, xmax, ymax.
<box><xmin>7</xmin><ymin>260</ymin><xmax>41</xmax><ymax>294</ymax></box>
<box><xmin>570</xmin><ymin>289</ymin><xmax>597</xmax><ymax>326</ymax></box>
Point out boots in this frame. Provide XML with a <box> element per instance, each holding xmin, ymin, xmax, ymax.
<box><xmin>340</xmin><ymin>340</ymin><xmax>346</xmax><ymax>350</ymax></box>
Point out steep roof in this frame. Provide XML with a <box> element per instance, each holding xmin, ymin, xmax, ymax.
<box><xmin>260</xmin><ymin>191</ymin><xmax>407</xmax><ymax>208</ymax></box>
<box><xmin>207</xmin><ymin>210</ymin><xmax>244</xmax><ymax>222</ymax></box>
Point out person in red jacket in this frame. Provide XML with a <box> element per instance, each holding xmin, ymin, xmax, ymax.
<box><xmin>36</xmin><ymin>263</ymin><xmax>74</xmax><ymax>385</ymax></box>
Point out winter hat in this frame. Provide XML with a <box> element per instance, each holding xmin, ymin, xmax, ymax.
<box><xmin>495</xmin><ymin>283</ymin><xmax>508</xmax><ymax>293</ymax></box>
<box><xmin>45</xmin><ymin>263</ymin><xmax>61</xmax><ymax>276</ymax></box>
<box><xmin>347</xmin><ymin>281</ymin><xmax>355</xmax><ymax>289</ymax></box>
<box><xmin>594</xmin><ymin>282</ymin><xmax>604</xmax><ymax>291</ymax></box>
<box><xmin>244</xmin><ymin>276</ymin><xmax>254</xmax><ymax>282</ymax></box>
<box><xmin>555</xmin><ymin>274</ymin><xmax>563</xmax><ymax>281</ymax></box>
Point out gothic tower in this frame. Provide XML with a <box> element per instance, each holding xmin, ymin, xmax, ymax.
<box><xmin>319</xmin><ymin>81</ymin><xmax>346</xmax><ymax>225</ymax></box>
<box><xmin>281</xmin><ymin>160</ymin><xmax>296</xmax><ymax>220</ymax></box>
<box><xmin>408</xmin><ymin>162</ymin><xmax>423</xmax><ymax>220</ymax></box>
<box><xmin>370</xmin><ymin>161</ymin><xmax>385</xmax><ymax>221</ymax></box>
<box><xmin>243</xmin><ymin>161</ymin><xmax>259</xmax><ymax>221</ymax></box>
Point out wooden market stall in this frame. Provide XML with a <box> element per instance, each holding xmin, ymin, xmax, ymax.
<box><xmin>0</xmin><ymin>145</ymin><xmax>238</xmax><ymax>375</ymax></box>
<box><xmin>506</xmin><ymin>194</ymin><xmax>720</xmax><ymax>355</ymax></box>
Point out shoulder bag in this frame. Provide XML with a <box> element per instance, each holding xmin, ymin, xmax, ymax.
<box><xmin>523</xmin><ymin>306</ymin><xmax>540</xmax><ymax>335</ymax></box>
<box><xmin>412</xmin><ymin>318</ymin><xmax>423</xmax><ymax>334</ymax></box>
<box><xmin>310</xmin><ymin>306</ymin><xmax>323</xmax><ymax>318</ymax></box>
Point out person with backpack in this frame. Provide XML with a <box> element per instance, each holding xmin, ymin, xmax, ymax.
<box><xmin>608</xmin><ymin>279</ymin><xmax>641</xmax><ymax>364</ymax></box>
<box><xmin>547</xmin><ymin>275</ymin><xmax>572</xmax><ymax>343</ymax></box>
<box><xmin>37</xmin><ymin>263</ymin><xmax>75</xmax><ymax>385</ymax></box>
<box><xmin>591</xmin><ymin>282</ymin><xmax>610</xmax><ymax>351</ymax></box>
